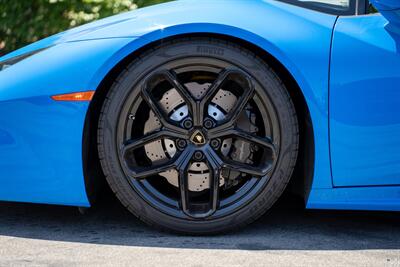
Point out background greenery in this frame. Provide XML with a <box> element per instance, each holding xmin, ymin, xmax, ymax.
<box><xmin>0</xmin><ymin>0</ymin><xmax>170</xmax><ymax>56</ymax></box>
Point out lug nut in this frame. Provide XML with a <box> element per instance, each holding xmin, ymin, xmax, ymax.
<box><xmin>176</xmin><ymin>139</ymin><xmax>187</xmax><ymax>150</ymax></box>
<box><xmin>210</xmin><ymin>139</ymin><xmax>220</xmax><ymax>150</ymax></box>
<box><xmin>251</xmin><ymin>144</ymin><xmax>259</xmax><ymax>152</ymax></box>
<box><xmin>183</xmin><ymin>118</ymin><xmax>193</xmax><ymax>129</ymax></box>
<box><xmin>204</xmin><ymin>118</ymin><xmax>214</xmax><ymax>129</ymax></box>
<box><xmin>193</xmin><ymin>151</ymin><xmax>204</xmax><ymax>161</ymax></box>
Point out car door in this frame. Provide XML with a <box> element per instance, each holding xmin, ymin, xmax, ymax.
<box><xmin>330</xmin><ymin>7</ymin><xmax>400</xmax><ymax>186</ymax></box>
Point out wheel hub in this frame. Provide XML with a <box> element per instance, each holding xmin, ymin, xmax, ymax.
<box><xmin>142</xmin><ymin>82</ymin><xmax>257</xmax><ymax>192</ymax></box>
<box><xmin>190</xmin><ymin>130</ymin><xmax>206</xmax><ymax>146</ymax></box>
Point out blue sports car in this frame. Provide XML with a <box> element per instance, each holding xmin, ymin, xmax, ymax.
<box><xmin>0</xmin><ymin>0</ymin><xmax>399</xmax><ymax>234</ymax></box>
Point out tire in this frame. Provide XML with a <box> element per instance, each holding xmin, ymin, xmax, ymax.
<box><xmin>98</xmin><ymin>38</ymin><xmax>298</xmax><ymax>235</ymax></box>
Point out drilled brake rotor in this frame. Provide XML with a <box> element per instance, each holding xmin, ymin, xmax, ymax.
<box><xmin>143</xmin><ymin>81</ymin><xmax>256</xmax><ymax>192</ymax></box>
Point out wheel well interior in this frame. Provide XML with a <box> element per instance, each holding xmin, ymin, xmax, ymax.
<box><xmin>82</xmin><ymin>33</ymin><xmax>315</xmax><ymax>206</ymax></box>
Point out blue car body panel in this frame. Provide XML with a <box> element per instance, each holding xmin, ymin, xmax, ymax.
<box><xmin>307</xmin><ymin>186</ymin><xmax>400</xmax><ymax>211</ymax></box>
<box><xmin>0</xmin><ymin>0</ymin><xmax>399</xmax><ymax>211</ymax></box>
<box><xmin>0</xmin><ymin>97</ymin><xmax>90</xmax><ymax>206</ymax></box>
<box><xmin>330</xmin><ymin>14</ymin><xmax>400</xmax><ymax>187</ymax></box>
<box><xmin>0</xmin><ymin>38</ymin><xmax>134</xmax><ymax>206</ymax></box>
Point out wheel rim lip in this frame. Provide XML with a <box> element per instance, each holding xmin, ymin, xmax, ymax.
<box><xmin>115</xmin><ymin>57</ymin><xmax>281</xmax><ymax>220</ymax></box>
<box><xmin>131</xmin><ymin>176</ymin><xmax>267</xmax><ymax>219</ymax></box>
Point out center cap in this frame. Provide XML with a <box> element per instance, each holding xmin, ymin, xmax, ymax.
<box><xmin>190</xmin><ymin>130</ymin><xmax>206</xmax><ymax>146</ymax></box>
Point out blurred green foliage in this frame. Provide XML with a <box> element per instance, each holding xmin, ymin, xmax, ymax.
<box><xmin>0</xmin><ymin>0</ymin><xmax>170</xmax><ymax>56</ymax></box>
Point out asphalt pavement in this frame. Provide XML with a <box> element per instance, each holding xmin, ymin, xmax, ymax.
<box><xmin>0</xmin><ymin>195</ymin><xmax>399</xmax><ymax>267</ymax></box>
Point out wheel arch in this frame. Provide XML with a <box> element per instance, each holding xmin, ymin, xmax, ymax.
<box><xmin>82</xmin><ymin>31</ymin><xmax>315</xmax><ymax>205</ymax></box>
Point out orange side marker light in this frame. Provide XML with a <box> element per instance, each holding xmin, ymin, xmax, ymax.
<box><xmin>51</xmin><ymin>91</ymin><xmax>95</xmax><ymax>101</ymax></box>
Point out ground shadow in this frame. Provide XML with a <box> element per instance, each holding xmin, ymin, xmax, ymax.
<box><xmin>0</xmin><ymin>194</ymin><xmax>399</xmax><ymax>251</ymax></box>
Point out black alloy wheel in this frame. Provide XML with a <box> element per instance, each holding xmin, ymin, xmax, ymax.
<box><xmin>98</xmin><ymin>38</ymin><xmax>299</xmax><ymax>234</ymax></box>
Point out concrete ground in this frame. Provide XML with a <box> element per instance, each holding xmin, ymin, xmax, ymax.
<box><xmin>0</xmin><ymin>196</ymin><xmax>399</xmax><ymax>267</ymax></box>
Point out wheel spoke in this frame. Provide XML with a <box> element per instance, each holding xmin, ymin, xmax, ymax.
<box><xmin>215</xmin><ymin>81</ymin><xmax>254</xmax><ymax>131</ymax></box>
<box><xmin>205</xmin><ymin>145</ymin><xmax>272</xmax><ymax>178</ymax></box>
<box><xmin>208</xmin><ymin>126</ymin><xmax>276</xmax><ymax>156</ymax></box>
<box><xmin>177</xmin><ymin>150</ymin><xmax>195</xmax><ymax>216</ymax></box>
<box><xmin>141</xmin><ymin>78</ymin><xmax>187</xmax><ymax>134</ymax></box>
<box><xmin>128</xmin><ymin>149</ymin><xmax>193</xmax><ymax>180</ymax></box>
<box><xmin>162</xmin><ymin>70</ymin><xmax>199</xmax><ymax>125</ymax></box>
<box><xmin>179</xmin><ymin>147</ymin><xmax>221</xmax><ymax>218</ymax></box>
<box><xmin>127</xmin><ymin>159</ymin><xmax>177</xmax><ymax>179</ymax></box>
<box><xmin>121</xmin><ymin>129</ymin><xmax>184</xmax><ymax>156</ymax></box>
<box><xmin>204</xmin><ymin>146</ymin><xmax>222</xmax><ymax>214</ymax></box>
<box><xmin>209</xmin><ymin>166</ymin><xmax>220</xmax><ymax>214</ymax></box>
<box><xmin>224</xmin><ymin>84</ymin><xmax>254</xmax><ymax>125</ymax></box>
<box><xmin>207</xmin><ymin>70</ymin><xmax>255</xmax><ymax>132</ymax></box>
<box><xmin>222</xmin><ymin>158</ymin><xmax>272</xmax><ymax>177</ymax></box>
<box><xmin>232</xmin><ymin>128</ymin><xmax>275</xmax><ymax>151</ymax></box>
<box><xmin>200</xmin><ymin>69</ymin><xmax>234</xmax><ymax>105</ymax></box>
<box><xmin>197</xmin><ymin>69</ymin><xmax>234</xmax><ymax>124</ymax></box>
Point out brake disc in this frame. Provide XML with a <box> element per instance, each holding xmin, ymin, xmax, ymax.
<box><xmin>143</xmin><ymin>81</ymin><xmax>255</xmax><ymax>192</ymax></box>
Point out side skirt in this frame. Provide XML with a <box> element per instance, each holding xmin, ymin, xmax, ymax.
<box><xmin>307</xmin><ymin>186</ymin><xmax>400</xmax><ymax>211</ymax></box>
